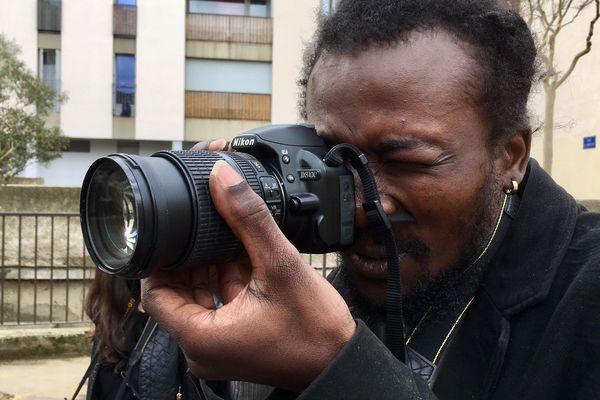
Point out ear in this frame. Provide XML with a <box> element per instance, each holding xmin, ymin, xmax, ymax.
<box><xmin>495</xmin><ymin>130</ymin><xmax>531</xmax><ymax>190</ymax></box>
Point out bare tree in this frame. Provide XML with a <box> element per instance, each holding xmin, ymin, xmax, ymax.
<box><xmin>505</xmin><ymin>0</ymin><xmax>600</xmax><ymax>175</ymax></box>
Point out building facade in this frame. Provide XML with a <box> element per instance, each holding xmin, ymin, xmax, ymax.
<box><xmin>0</xmin><ymin>0</ymin><xmax>321</xmax><ymax>186</ymax></box>
<box><xmin>1</xmin><ymin>1</ymin><xmax>597</xmax><ymax>198</ymax></box>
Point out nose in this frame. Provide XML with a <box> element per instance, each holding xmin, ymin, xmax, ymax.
<box><xmin>355</xmin><ymin>192</ymin><xmax>399</xmax><ymax>230</ymax></box>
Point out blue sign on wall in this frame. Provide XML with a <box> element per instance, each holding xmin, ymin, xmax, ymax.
<box><xmin>584</xmin><ymin>136</ymin><xmax>596</xmax><ymax>149</ymax></box>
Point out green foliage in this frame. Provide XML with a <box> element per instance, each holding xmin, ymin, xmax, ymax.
<box><xmin>0</xmin><ymin>33</ymin><xmax>68</xmax><ymax>185</ymax></box>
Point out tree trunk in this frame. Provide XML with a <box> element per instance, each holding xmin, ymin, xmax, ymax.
<box><xmin>543</xmin><ymin>83</ymin><xmax>556</xmax><ymax>175</ymax></box>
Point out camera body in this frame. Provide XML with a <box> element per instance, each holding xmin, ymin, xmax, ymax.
<box><xmin>228</xmin><ymin>124</ymin><xmax>355</xmax><ymax>251</ymax></box>
<box><xmin>80</xmin><ymin>124</ymin><xmax>355</xmax><ymax>278</ymax></box>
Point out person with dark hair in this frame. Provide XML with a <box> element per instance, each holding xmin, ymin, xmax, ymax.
<box><xmin>79</xmin><ymin>272</ymin><xmax>195</xmax><ymax>399</ymax></box>
<box><xmin>140</xmin><ymin>0</ymin><xmax>600</xmax><ymax>399</ymax></box>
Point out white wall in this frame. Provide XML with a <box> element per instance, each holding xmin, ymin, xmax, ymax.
<box><xmin>61</xmin><ymin>0</ymin><xmax>113</xmax><ymax>139</ymax></box>
<box><xmin>136</xmin><ymin>0</ymin><xmax>186</xmax><ymax>141</ymax></box>
<box><xmin>36</xmin><ymin>140</ymin><xmax>117</xmax><ymax>187</ymax></box>
<box><xmin>529</xmin><ymin>5</ymin><xmax>600</xmax><ymax>199</ymax></box>
<box><xmin>0</xmin><ymin>0</ymin><xmax>38</xmax><ymax>72</ymax></box>
<box><xmin>33</xmin><ymin>140</ymin><xmax>174</xmax><ymax>187</ymax></box>
<box><xmin>271</xmin><ymin>0</ymin><xmax>320</xmax><ymax>123</ymax></box>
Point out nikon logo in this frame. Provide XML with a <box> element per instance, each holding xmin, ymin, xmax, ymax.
<box><xmin>232</xmin><ymin>136</ymin><xmax>257</xmax><ymax>148</ymax></box>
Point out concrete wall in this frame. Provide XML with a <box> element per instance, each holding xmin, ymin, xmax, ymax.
<box><xmin>271</xmin><ymin>0</ymin><xmax>321</xmax><ymax>124</ymax></box>
<box><xmin>0</xmin><ymin>0</ymin><xmax>37</xmax><ymax>72</ymax></box>
<box><xmin>529</xmin><ymin>5</ymin><xmax>600</xmax><ymax>200</ymax></box>
<box><xmin>0</xmin><ymin>186</ymin><xmax>80</xmax><ymax>212</ymax></box>
<box><xmin>136</xmin><ymin>0</ymin><xmax>186</xmax><ymax>141</ymax></box>
<box><xmin>61</xmin><ymin>0</ymin><xmax>113</xmax><ymax>139</ymax></box>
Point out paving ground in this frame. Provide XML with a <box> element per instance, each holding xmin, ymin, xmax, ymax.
<box><xmin>0</xmin><ymin>356</ymin><xmax>89</xmax><ymax>400</ymax></box>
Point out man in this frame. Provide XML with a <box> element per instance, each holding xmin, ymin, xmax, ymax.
<box><xmin>141</xmin><ymin>0</ymin><xmax>600</xmax><ymax>398</ymax></box>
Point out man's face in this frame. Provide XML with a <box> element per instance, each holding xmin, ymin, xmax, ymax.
<box><xmin>306</xmin><ymin>30</ymin><xmax>505</xmax><ymax>306</ymax></box>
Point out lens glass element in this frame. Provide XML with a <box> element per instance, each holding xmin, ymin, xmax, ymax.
<box><xmin>86</xmin><ymin>160</ymin><xmax>139</xmax><ymax>270</ymax></box>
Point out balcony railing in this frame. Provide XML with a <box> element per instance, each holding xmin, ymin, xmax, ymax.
<box><xmin>41</xmin><ymin>78</ymin><xmax>61</xmax><ymax>112</ymax></box>
<box><xmin>113</xmin><ymin>4</ymin><xmax>137</xmax><ymax>38</ymax></box>
<box><xmin>186</xmin><ymin>13</ymin><xmax>272</xmax><ymax>44</ymax></box>
<box><xmin>114</xmin><ymin>82</ymin><xmax>136</xmax><ymax>117</ymax></box>
<box><xmin>38</xmin><ymin>0</ymin><xmax>61</xmax><ymax>32</ymax></box>
<box><xmin>185</xmin><ymin>91</ymin><xmax>271</xmax><ymax>120</ymax></box>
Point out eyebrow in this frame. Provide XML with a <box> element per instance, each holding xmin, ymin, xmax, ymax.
<box><xmin>373</xmin><ymin>138</ymin><xmax>441</xmax><ymax>155</ymax></box>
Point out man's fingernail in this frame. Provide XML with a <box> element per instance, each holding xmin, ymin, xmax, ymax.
<box><xmin>213</xmin><ymin>139</ymin><xmax>228</xmax><ymax>150</ymax></box>
<box><xmin>211</xmin><ymin>160</ymin><xmax>243</xmax><ymax>187</ymax></box>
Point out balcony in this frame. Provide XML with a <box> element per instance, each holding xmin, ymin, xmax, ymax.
<box><xmin>114</xmin><ymin>83</ymin><xmax>136</xmax><ymax>117</ymax></box>
<box><xmin>38</xmin><ymin>0</ymin><xmax>61</xmax><ymax>32</ymax></box>
<box><xmin>185</xmin><ymin>91</ymin><xmax>271</xmax><ymax>121</ymax></box>
<box><xmin>113</xmin><ymin>4</ymin><xmax>137</xmax><ymax>38</ymax></box>
<box><xmin>186</xmin><ymin>13</ymin><xmax>272</xmax><ymax>44</ymax></box>
<box><xmin>41</xmin><ymin>78</ymin><xmax>61</xmax><ymax>112</ymax></box>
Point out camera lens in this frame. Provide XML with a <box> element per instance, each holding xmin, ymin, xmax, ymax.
<box><xmin>81</xmin><ymin>151</ymin><xmax>271</xmax><ymax>279</ymax></box>
<box><xmin>86</xmin><ymin>159</ymin><xmax>138</xmax><ymax>269</ymax></box>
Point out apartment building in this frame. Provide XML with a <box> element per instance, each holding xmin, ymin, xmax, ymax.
<box><xmin>0</xmin><ymin>0</ymin><xmax>324</xmax><ymax>186</ymax></box>
<box><xmin>1</xmin><ymin>1</ymin><xmax>597</xmax><ymax>197</ymax></box>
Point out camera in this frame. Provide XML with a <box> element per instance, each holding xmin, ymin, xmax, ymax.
<box><xmin>80</xmin><ymin>124</ymin><xmax>356</xmax><ymax>279</ymax></box>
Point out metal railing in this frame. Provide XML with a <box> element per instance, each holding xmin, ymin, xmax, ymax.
<box><xmin>185</xmin><ymin>90</ymin><xmax>271</xmax><ymax>120</ymax></box>
<box><xmin>113</xmin><ymin>4</ymin><xmax>137</xmax><ymax>37</ymax></box>
<box><xmin>186</xmin><ymin>13</ymin><xmax>273</xmax><ymax>44</ymax></box>
<box><xmin>0</xmin><ymin>212</ymin><xmax>335</xmax><ymax>327</ymax></box>
<box><xmin>114</xmin><ymin>82</ymin><xmax>136</xmax><ymax>117</ymax></box>
<box><xmin>41</xmin><ymin>78</ymin><xmax>61</xmax><ymax>112</ymax></box>
<box><xmin>0</xmin><ymin>212</ymin><xmax>94</xmax><ymax>327</ymax></box>
<box><xmin>38</xmin><ymin>0</ymin><xmax>61</xmax><ymax>32</ymax></box>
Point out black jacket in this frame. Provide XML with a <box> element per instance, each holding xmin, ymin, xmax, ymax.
<box><xmin>200</xmin><ymin>159</ymin><xmax>600</xmax><ymax>400</ymax></box>
<box><xmin>290</xmin><ymin>160</ymin><xmax>600</xmax><ymax>400</ymax></box>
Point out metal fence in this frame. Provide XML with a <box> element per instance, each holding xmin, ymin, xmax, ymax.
<box><xmin>38</xmin><ymin>0</ymin><xmax>61</xmax><ymax>32</ymax></box>
<box><xmin>114</xmin><ymin>82</ymin><xmax>136</xmax><ymax>117</ymax></box>
<box><xmin>0</xmin><ymin>211</ymin><xmax>336</xmax><ymax>327</ymax></box>
<box><xmin>113</xmin><ymin>4</ymin><xmax>137</xmax><ymax>37</ymax></box>
<box><xmin>0</xmin><ymin>212</ymin><xmax>94</xmax><ymax>327</ymax></box>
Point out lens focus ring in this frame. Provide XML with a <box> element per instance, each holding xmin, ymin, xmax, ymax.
<box><xmin>170</xmin><ymin>150</ymin><xmax>263</xmax><ymax>268</ymax></box>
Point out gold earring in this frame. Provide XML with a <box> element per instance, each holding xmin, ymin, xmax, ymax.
<box><xmin>504</xmin><ymin>180</ymin><xmax>519</xmax><ymax>195</ymax></box>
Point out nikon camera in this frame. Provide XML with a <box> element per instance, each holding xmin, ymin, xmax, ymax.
<box><xmin>80</xmin><ymin>124</ymin><xmax>355</xmax><ymax>279</ymax></box>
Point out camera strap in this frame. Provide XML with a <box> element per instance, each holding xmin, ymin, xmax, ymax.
<box><xmin>324</xmin><ymin>144</ymin><xmax>413</xmax><ymax>363</ymax></box>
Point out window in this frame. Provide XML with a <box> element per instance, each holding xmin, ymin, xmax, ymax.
<box><xmin>38</xmin><ymin>48</ymin><xmax>60</xmax><ymax>111</ymax></box>
<box><xmin>186</xmin><ymin>59</ymin><xmax>272</xmax><ymax>94</ymax></box>
<box><xmin>188</xmin><ymin>0</ymin><xmax>271</xmax><ymax>17</ymax></box>
<box><xmin>114</xmin><ymin>55</ymin><xmax>136</xmax><ymax>117</ymax></box>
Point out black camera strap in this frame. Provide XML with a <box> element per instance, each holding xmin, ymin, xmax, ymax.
<box><xmin>324</xmin><ymin>144</ymin><xmax>413</xmax><ymax>363</ymax></box>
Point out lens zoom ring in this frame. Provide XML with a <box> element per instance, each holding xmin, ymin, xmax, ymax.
<box><xmin>170</xmin><ymin>150</ymin><xmax>262</xmax><ymax>267</ymax></box>
<box><xmin>226</xmin><ymin>152</ymin><xmax>262</xmax><ymax>197</ymax></box>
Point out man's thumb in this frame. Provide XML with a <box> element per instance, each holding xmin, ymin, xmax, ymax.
<box><xmin>209</xmin><ymin>160</ymin><xmax>299</xmax><ymax>278</ymax></box>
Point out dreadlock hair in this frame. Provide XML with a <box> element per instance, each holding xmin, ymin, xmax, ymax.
<box><xmin>299</xmin><ymin>0</ymin><xmax>537</xmax><ymax>149</ymax></box>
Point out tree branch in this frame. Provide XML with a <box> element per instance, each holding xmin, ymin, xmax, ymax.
<box><xmin>562</xmin><ymin>2</ymin><xmax>591</xmax><ymax>28</ymax></box>
<box><xmin>536</xmin><ymin>0</ymin><xmax>554</xmax><ymax>28</ymax></box>
<box><xmin>0</xmin><ymin>145</ymin><xmax>15</xmax><ymax>164</ymax></box>
<box><xmin>556</xmin><ymin>0</ymin><xmax>600</xmax><ymax>87</ymax></box>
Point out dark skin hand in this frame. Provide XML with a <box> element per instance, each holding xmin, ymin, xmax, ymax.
<box><xmin>142</xmin><ymin>139</ymin><xmax>356</xmax><ymax>391</ymax></box>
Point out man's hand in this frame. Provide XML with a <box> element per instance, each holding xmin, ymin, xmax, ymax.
<box><xmin>141</xmin><ymin>159</ymin><xmax>356</xmax><ymax>391</ymax></box>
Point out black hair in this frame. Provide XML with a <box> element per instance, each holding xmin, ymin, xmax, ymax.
<box><xmin>299</xmin><ymin>0</ymin><xmax>537</xmax><ymax>148</ymax></box>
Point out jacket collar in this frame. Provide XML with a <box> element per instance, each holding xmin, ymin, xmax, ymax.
<box><xmin>481</xmin><ymin>159</ymin><xmax>579</xmax><ymax>317</ymax></box>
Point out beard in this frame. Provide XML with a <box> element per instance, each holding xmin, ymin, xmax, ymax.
<box><xmin>337</xmin><ymin>172</ymin><xmax>504</xmax><ymax>331</ymax></box>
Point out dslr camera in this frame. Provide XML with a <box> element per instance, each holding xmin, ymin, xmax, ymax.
<box><xmin>80</xmin><ymin>124</ymin><xmax>356</xmax><ymax>279</ymax></box>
